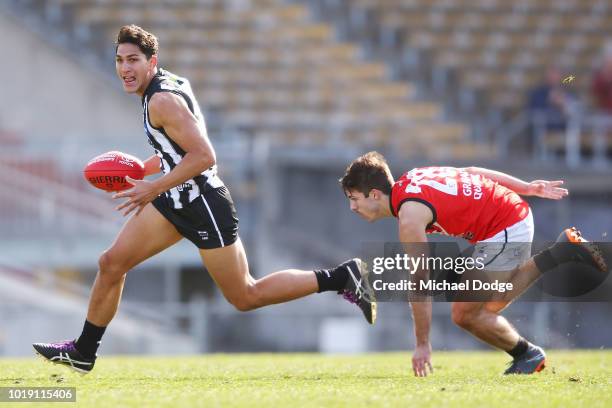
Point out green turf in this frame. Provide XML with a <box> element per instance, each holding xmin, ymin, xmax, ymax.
<box><xmin>0</xmin><ymin>351</ymin><xmax>610</xmax><ymax>407</ymax></box>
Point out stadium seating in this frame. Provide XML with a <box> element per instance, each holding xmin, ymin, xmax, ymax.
<box><xmin>13</xmin><ymin>0</ymin><xmax>612</xmax><ymax>160</ymax></box>
<box><xmin>304</xmin><ymin>0</ymin><xmax>612</xmax><ymax>160</ymax></box>
<box><xmin>38</xmin><ymin>0</ymin><xmax>484</xmax><ymax>159</ymax></box>
<box><xmin>339</xmin><ymin>0</ymin><xmax>610</xmax><ymax>114</ymax></box>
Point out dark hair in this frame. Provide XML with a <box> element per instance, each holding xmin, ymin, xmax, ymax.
<box><xmin>339</xmin><ymin>151</ymin><xmax>393</xmax><ymax>197</ymax></box>
<box><xmin>115</xmin><ymin>25</ymin><xmax>158</xmax><ymax>59</ymax></box>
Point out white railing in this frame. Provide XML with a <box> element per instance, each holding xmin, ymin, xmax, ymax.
<box><xmin>536</xmin><ymin>112</ymin><xmax>612</xmax><ymax>168</ymax></box>
<box><xmin>496</xmin><ymin>110</ymin><xmax>612</xmax><ymax>168</ymax></box>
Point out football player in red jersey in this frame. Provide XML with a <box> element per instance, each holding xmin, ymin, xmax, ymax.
<box><xmin>340</xmin><ymin>151</ymin><xmax>607</xmax><ymax>376</ymax></box>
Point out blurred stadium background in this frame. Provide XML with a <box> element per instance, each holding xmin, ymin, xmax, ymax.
<box><xmin>0</xmin><ymin>0</ymin><xmax>611</xmax><ymax>357</ymax></box>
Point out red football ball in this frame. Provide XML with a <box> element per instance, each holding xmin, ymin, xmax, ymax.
<box><xmin>84</xmin><ymin>151</ymin><xmax>145</xmax><ymax>192</ymax></box>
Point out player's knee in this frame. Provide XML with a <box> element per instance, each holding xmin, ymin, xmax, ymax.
<box><xmin>451</xmin><ymin>306</ymin><xmax>476</xmax><ymax>329</ymax></box>
<box><xmin>98</xmin><ymin>251</ymin><xmax>129</xmax><ymax>282</ymax></box>
<box><xmin>229</xmin><ymin>283</ymin><xmax>263</xmax><ymax>312</ymax></box>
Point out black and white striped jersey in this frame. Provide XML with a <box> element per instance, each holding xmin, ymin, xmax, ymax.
<box><xmin>141</xmin><ymin>68</ymin><xmax>223</xmax><ymax>209</ymax></box>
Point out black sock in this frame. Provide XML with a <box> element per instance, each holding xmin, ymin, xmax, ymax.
<box><xmin>533</xmin><ymin>248</ymin><xmax>558</xmax><ymax>274</ymax></box>
<box><xmin>534</xmin><ymin>241</ymin><xmax>591</xmax><ymax>274</ymax></box>
<box><xmin>507</xmin><ymin>337</ymin><xmax>529</xmax><ymax>358</ymax></box>
<box><xmin>314</xmin><ymin>266</ymin><xmax>349</xmax><ymax>293</ymax></box>
<box><xmin>75</xmin><ymin>320</ymin><xmax>106</xmax><ymax>359</ymax></box>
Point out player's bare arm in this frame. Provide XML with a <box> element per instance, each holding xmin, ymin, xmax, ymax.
<box><xmin>464</xmin><ymin>167</ymin><xmax>568</xmax><ymax>200</ymax></box>
<box><xmin>114</xmin><ymin>92</ymin><xmax>215</xmax><ymax>216</ymax></box>
<box><xmin>398</xmin><ymin>201</ymin><xmax>434</xmax><ymax>377</ymax></box>
<box><xmin>143</xmin><ymin>155</ymin><xmax>162</xmax><ymax>176</ymax></box>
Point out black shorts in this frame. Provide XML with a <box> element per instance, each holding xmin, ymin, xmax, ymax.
<box><xmin>152</xmin><ymin>186</ymin><xmax>239</xmax><ymax>249</ymax></box>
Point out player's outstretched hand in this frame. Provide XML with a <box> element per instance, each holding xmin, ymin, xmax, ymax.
<box><xmin>412</xmin><ymin>343</ymin><xmax>433</xmax><ymax>377</ymax></box>
<box><xmin>527</xmin><ymin>180</ymin><xmax>568</xmax><ymax>200</ymax></box>
<box><xmin>113</xmin><ymin>176</ymin><xmax>160</xmax><ymax>216</ymax></box>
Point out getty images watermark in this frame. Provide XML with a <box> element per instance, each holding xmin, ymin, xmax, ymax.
<box><xmin>362</xmin><ymin>242</ymin><xmax>612</xmax><ymax>302</ymax></box>
<box><xmin>371</xmin><ymin>252</ymin><xmax>514</xmax><ymax>293</ymax></box>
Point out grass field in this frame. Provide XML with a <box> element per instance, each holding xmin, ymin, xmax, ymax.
<box><xmin>1</xmin><ymin>351</ymin><xmax>611</xmax><ymax>407</ymax></box>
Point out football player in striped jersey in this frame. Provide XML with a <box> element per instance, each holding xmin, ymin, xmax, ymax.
<box><xmin>33</xmin><ymin>25</ymin><xmax>375</xmax><ymax>373</ymax></box>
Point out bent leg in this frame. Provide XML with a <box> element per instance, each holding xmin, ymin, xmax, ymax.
<box><xmin>87</xmin><ymin>203</ymin><xmax>182</xmax><ymax>326</ymax></box>
<box><xmin>199</xmin><ymin>237</ymin><xmax>318</xmax><ymax>311</ymax></box>
<box><xmin>451</xmin><ymin>302</ymin><xmax>520</xmax><ymax>351</ymax></box>
<box><xmin>475</xmin><ymin>258</ymin><xmax>542</xmax><ymax>314</ymax></box>
<box><xmin>452</xmin><ymin>258</ymin><xmax>540</xmax><ymax>350</ymax></box>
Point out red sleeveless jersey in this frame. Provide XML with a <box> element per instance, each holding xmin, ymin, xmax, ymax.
<box><xmin>390</xmin><ymin>167</ymin><xmax>529</xmax><ymax>243</ymax></box>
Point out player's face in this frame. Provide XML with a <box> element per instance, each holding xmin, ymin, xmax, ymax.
<box><xmin>346</xmin><ymin>190</ymin><xmax>383</xmax><ymax>222</ymax></box>
<box><xmin>115</xmin><ymin>43</ymin><xmax>156</xmax><ymax>95</ymax></box>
